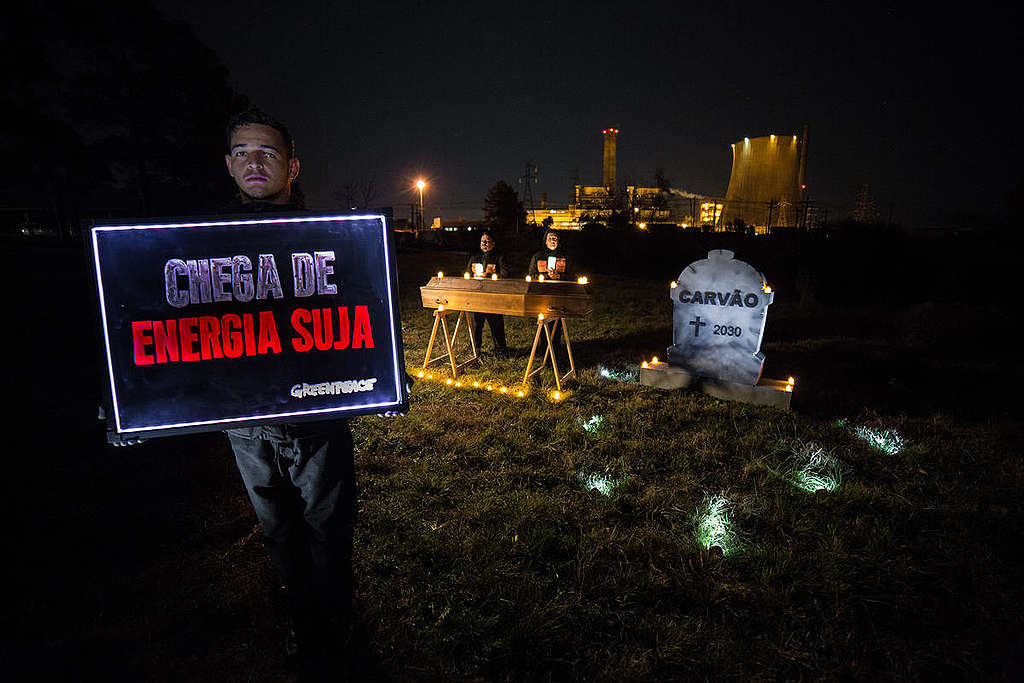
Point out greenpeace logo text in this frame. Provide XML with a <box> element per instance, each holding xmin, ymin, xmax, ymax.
<box><xmin>290</xmin><ymin>378</ymin><xmax>378</xmax><ymax>398</ymax></box>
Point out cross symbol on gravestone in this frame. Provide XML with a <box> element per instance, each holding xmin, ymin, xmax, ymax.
<box><xmin>689</xmin><ymin>316</ymin><xmax>707</xmax><ymax>336</ymax></box>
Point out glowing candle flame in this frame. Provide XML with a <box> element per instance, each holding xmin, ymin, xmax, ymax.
<box><xmin>577</xmin><ymin>276</ymin><xmax>588</xmax><ymax>284</ymax></box>
<box><xmin>437</xmin><ymin>271</ymin><xmax>444</xmax><ymax>278</ymax></box>
<box><xmin>464</xmin><ymin>272</ymin><xmax>470</xmax><ymax>279</ymax></box>
<box><xmin>525</xmin><ymin>275</ymin><xmax>532</xmax><ymax>282</ymax></box>
<box><xmin>670</xmin><ymin>281</ymin><xmax>678</xmax><ymax>288</ymax></box>
<box><xmin>538</xmin><ymin>274</ymin><xmax>545</xmax><ymax>282</ymax></box>
<box><xmin>491</xmin><ymin>273</ymin><xmax>498</xmax><ymax>280</ymax></box>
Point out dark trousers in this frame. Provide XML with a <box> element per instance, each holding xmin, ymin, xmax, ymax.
<box><xmin>228</xmin><ymin>424</ymin><xmax>355</xmax><ymax>619</ymax></box>
<box><xmin>471</xmin><ymin>312</ymin><xmax>507</xmax><ymax>353</ymax></box>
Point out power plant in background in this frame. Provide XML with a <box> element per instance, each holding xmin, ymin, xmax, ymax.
<box><xmin>721</xmin><ymin>125</ymin><xmax>809</xmax><ymax>230</ymax></box>
<box><xmin>602</xmin><ymin>127</ymin><xmax>618</xmax><ymax>190</ymax></box>
<box><xmin>527</xmin><ymin>125</ymin><xmax>811</xmax><ymax>233</ymax></box>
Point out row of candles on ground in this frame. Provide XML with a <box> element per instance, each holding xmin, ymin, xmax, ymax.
<box><xmin>640</xmin><ymin>356</ymin><xmax>796</xmax><ymax>392</ymax></box>
<box><xmin>436</xmin><ymin>271</ymin><xmax>588</xmax><ymax>285</ymax></box>
<box><xmin>414</xmin><ymin>368</ymin><xmax>567</xmax><ymax>402</ymax></box>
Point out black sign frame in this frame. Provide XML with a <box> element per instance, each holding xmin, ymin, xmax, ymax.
<box><xmin>88</xmin><ymin>212</ymin><xmax>408</xmax><ymax>441</ymax></box>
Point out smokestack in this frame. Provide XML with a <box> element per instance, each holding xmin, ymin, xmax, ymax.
<box><xmin>602</xmin><ymin>128</ymin><xmax>618</xmax><ymax>191</ymax></box>
<box><xmin>798</xmin><ymin>123</ymin><xmax>808</xmax><ymax>200</ymax></box>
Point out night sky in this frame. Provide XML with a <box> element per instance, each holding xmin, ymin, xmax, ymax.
<box><xmin>155</xmin><ymin>0</ymin><xmax>1020</xmax><ymax>227</ymax></box>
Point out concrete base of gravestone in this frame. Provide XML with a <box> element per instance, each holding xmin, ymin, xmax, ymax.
<box><xmin>640</xmin><ymin>363</ymin><xmax>793</xmax><ymax>409</ymax></box>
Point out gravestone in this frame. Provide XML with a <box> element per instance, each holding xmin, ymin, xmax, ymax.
<box><xmin>641</xmin><ymin>249</ymin><xmax>793</xmax><ymax>408</ymax></box>
<box><xmin>668</xmin><ymin>249</ymin><xmax>771</xmax><ymax>384</ymax></box>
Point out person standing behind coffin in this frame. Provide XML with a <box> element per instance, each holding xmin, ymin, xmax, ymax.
<box><xmin>526</xmin><ymin>229</ymin><xmax>573</xmax><ymax>363</ymax></box>
<box><xmin>466</xmin><ymin>231</ymin><xmax>510</xmax><ymax>358</ymax></box>
<box><xmin>527</xmin><ymin>228</ymin><xmax>572</xmax><ymax>281</ymax></box>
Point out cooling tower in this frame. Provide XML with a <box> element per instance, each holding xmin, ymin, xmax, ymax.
<box><xmin>602</xmin><ymin>128</ymin><xmax>618</xmax><ymax>191</ymax></box>
<box><xmin>721</xmin><ymin>130</ymin><xmax>806</xmax><ymax>228</ymax></box>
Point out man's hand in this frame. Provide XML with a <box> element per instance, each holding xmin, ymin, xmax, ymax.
<box><xmin>108</xmin><ymin>434</ymin><xmax>148</xmax><ymax>447</ymax></box>
<box><xmin>376</xmin><ymin>374</ymin><xmax>415</xmax><ymax>417</ymax></box>
<box><xmin>99</xmin><ymin>405</ymin><xmax>147</xmax><ymax>446</ymax></box>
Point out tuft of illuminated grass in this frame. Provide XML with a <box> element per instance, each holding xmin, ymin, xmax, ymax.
<box><xmin>577</xmin><ymin>469</ymin><xmax>618</xmax><ymax>497</ymax></box>
<box><xmin>695</xmin><ymin>494</ymin><xmax>737</xmax><ymax>555</ymax></box>
<box><xmin>597</xmin><ymin>364</ymin><xmax>639</xmax><ymax>383</ymax></box>
<box><xmin>787</xmin><ymin>442</ymin><xmax>843</xmax><ymax>493</ymax></box>
<box><xmin>853</xmin><ymin>426</ymin><xmax>905</xmax><ymax>455</ymax></box>
<box><xmin>580</xmin><ymin>415</ymin><xmax>604</xmax><ymax>433</ymax></box>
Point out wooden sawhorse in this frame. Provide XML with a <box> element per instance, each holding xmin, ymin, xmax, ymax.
<box><xmin>523</xmin><ymin>315</ymin><xmax>577</xmax><ymax>392</ymax></box>
<box><xmin>422</xmin><ymin>308</ymin><xmax>479</xmax><ymax>377</ymax></box>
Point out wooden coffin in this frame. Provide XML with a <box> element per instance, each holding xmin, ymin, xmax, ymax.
<box><xmin>420</xmin><ymin>277</ymin><xmax>593</xmax><ymax>318</ymax></box>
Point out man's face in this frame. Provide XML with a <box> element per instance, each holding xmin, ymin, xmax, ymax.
<box><xmin>225</xmin><ymin>123</ymin><xmax>299</xmax><ymax>204</ymax></box>
<box><xmin>545</xmin><ymin>232</ymin><xmax>559</xmax><ymax>250</ymax></box>
<box><xmin>480</xmin><ymin>235</ymin><xmax>495</xmax><ymax>252</ymax></box>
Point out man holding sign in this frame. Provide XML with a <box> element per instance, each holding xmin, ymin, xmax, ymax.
<box><xmin>94</xmin><ymin>106</ymin><xmax>408</xmax><ymax>672</ymax></box>
<box><xmin>220</xmin><ymin>108</ymin><xmax>359</xmax><ymax>666</ymax></box>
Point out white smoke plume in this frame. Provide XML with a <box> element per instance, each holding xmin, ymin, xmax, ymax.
<box><xmin>669</xmin><ymin>188</ymin><xmax>704</xmax><ymax>199</ymax></box>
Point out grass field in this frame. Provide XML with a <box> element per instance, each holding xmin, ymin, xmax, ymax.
<box><xmin>5</xmin><ymin>241</ymin><xmax>1023</xmax><ymax>681</ymax></box>
<box><xmin>345</xmin><ymin>249</ymin><xmax>1024</xmax><ymax>680</ymax></box>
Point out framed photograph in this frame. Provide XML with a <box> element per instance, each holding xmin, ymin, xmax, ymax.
<box><xmin>88</xmin><ymin>213</ymin><xmax>408</xmax><ymax>441</ymax></box>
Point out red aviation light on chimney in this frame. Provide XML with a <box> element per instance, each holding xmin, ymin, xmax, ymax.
<box><xmin>602</xmin><ymin>128</ymin><xmax>619</xmax><ymax>135</ymax></box>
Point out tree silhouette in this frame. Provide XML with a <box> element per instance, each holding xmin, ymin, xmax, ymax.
<box><xmin>2</xmin><ymin>0</ymin><xmax>248</xmax><ymax>232</ymax></box>
<box><xmin>482</xmin><ymin>180</ymin><xmax>526</xmax><ymax>236</ymax></box>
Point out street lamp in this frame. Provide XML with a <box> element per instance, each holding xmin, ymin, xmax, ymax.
<box><xmin>415</xmin><ymin>179</ymin><xmax>426</xmax><ymax>234</ymax></box>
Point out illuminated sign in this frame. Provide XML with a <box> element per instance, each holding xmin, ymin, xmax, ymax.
<box><xmin>89</xmin><ymin>213</ymin><xmax>407</xmax><ymax>440</ymax></box>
